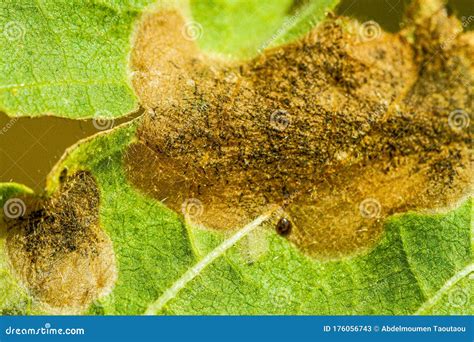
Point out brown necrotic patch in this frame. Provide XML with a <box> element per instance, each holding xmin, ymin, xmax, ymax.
<box><xmin>5</xmin><ymin>171</ymin><xmax>116</xmax><ymax>311</ymax></box>
<box><xmin>126</xmin><ymin>10</ymin><xmax>472</xmax><ymax>259</ymax></box>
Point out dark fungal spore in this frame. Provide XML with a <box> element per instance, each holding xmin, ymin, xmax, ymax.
<box><xmin>276</xmin><ymin>218</ymin><xmax>292</xmax><ymax>236</ymax></box>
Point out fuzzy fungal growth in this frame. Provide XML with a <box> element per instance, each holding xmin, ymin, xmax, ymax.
<box><xmin>5</xmin><ymin>171</ymin><xmax>116</xmax><ymax>311</ymax></box>
<box><xmin>126</xmin><ymin>7</ymin><xmax>472</xmax><ymax>260</ymax></box>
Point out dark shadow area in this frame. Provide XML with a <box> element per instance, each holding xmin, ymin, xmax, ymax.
<box><xmin>0</xmin><ymin>110</ymin><xmax>141</xmax><ymax>191</ymax></box>
<box><xmin>448</xmin><ymin>0</ymin><xmax>474</xmax><ymax>30</ymax></box>
<box><xmin>336</xmin><ymin>0</ymin><xmax>409</xmax><ymax>32</ymax></box>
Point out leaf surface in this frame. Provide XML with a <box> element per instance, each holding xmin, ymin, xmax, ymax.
<box><xmin>191</xmin><ymin>0</ymin><xmax>339</xmax><ymax>58</ymax></box>
<box><xmin>2</xmin><ymin>123</ymin><xmax>471</xmax><ymax>315</ymax></box>
<box><xmin>0</xmin><ymin>0</ymin><xmax>472</xmax><ymax>315</ymax></box>
<box><xmin>0</xmin><ymin>0</ymin><xmax>158</xmax><ymax>118</ymax></box>
<box><xmin>0</xmin><ymin>0</ymin><xmax>339</xmax><ymax>118</ymax></box>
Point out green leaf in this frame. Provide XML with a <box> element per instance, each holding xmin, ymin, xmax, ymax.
<box><xmin>417</xmin><ymin>274</ymin><xmax>473</xmax><ymax>315</ymax></box>
<box><xmin>147</xmin><ymin>202</ymin><xmax>473</xmax><ymax>315</ymax></box>
<box><xmin>0</xmin><ymin>0</ymin><xmax>154</xmax><ymax>118</ymax></box>
<box><xmin>191</xmin><ymin>0</ymin><xmax>339</xmax><ymax>58</ymax></box>
<box><xmin>0</xmin><ymin>0</ymin><xmax>338</xmax><ymax>118</ymax></box>
<box><xmin>269</xmin><ymin>0</ymin><xmax>340</xmax><ymax>48</ymax></box>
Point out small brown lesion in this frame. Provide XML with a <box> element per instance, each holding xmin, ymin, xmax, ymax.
<box><xmin>126</xmin><ymin>9</ymin><xmax>472</xmax><ymax>259</ymax></box>
<box><xmin>5</xmin><ymin>171</ymin><xmax>116</xmax><ymax>311</ymax></box>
